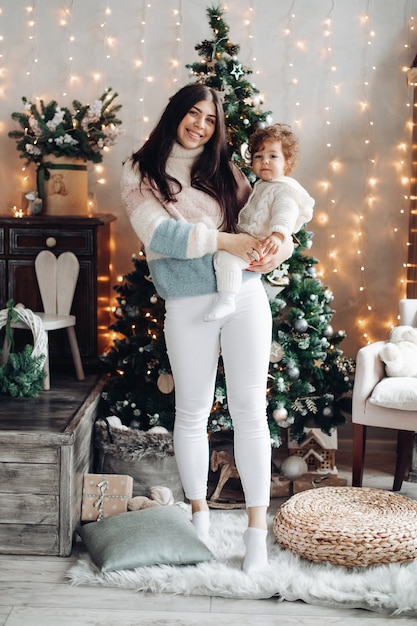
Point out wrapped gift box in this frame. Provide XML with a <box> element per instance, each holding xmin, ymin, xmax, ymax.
<box><xmin>293</xmin><ymin>472</ymin><xmax>347</xmax><ymax>494</ymax></box>
<box><xmin>81</xmin><ymin>473</ymin><xmax>133</xmax><ymax>521</ymax></box>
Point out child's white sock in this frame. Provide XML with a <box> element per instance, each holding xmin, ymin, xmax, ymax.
<box><xmin>192</xmin><ymin>510</ymin><xmax>210</xmax><ymax>544</ymax></box>
<box><xmin>204</xmin><ymin>292</ymin><xmax>236</xmax><ymax>322</ymax></box>
<box><xmin>242</xmin><ymin>527</ymin><xmax>268</xmax><ymax>575</ymax></box>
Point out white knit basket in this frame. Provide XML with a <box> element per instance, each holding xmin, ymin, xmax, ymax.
<box><xmin>0</xmin><ymin>305</ymin><xmax>48</xmax><ymax>366</ymax></box>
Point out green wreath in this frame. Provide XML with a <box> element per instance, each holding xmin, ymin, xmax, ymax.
<box><xmin>0</xmin><ymin>300</ymin><xmax>47</xmax><ymax>397</ymax></box>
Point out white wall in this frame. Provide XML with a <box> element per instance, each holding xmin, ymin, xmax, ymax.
<box><xmin>1</xmin><ymin>0</ymin><xmax>416</xmax><ymax>357</ymax></box>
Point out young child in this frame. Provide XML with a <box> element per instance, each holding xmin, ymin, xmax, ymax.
<box><xmin>204</xmin><ymin>123</ymin><xmax>315</xmax><ymax>322</ymax></box>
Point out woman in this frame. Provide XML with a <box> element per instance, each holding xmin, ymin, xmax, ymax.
<box><xmin>121</xmin><ymin>83</ymin><xmax>293</xmax><ymax>574</ymax></box>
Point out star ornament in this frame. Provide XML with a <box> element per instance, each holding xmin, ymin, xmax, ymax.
<box><xmin>230</xmin><ymin>62</ymin><xmax>244</xmax><ymax>80</ymax></box>
<box><xmin>215</xmin><ymin>389</ymin><xmax>226</xmax><ymax>403</ymax></box>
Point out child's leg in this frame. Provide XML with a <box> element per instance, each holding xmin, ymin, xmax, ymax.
<box><xmin>204</xmin><ymin>251</ymin><xmax>247</xmax><ymax>322</ymax></box>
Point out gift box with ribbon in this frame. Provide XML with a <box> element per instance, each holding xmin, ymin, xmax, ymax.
<box><xmin>81</xmin><ymin>473</ymin><xmax>133</xmax><ymax>522</ymax></box>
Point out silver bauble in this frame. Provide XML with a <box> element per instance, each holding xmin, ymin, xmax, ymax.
<box><xmin>294</xmin><ymin>318</ymin><xmax>308</xmax><ymax>332</ymax></box>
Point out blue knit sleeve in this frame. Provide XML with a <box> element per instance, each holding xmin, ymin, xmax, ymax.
<box><xmin>149</xmin><ymin>220</ymin><xmax>192</xmax><ymax>258</ymax></box>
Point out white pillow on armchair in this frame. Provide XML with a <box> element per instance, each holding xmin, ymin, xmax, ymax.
<box><xmin>369</xmin><ymin>377</ymin><xmax>417</xmax><ymax>411</ymax></box>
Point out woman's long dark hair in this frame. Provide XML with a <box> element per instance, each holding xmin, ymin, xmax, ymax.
<box><xmin>131</xmin><ymin>83</ymin><xmax>239</xmax><ymax>231</ymax></box>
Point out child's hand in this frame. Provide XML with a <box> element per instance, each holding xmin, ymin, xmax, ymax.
<box><xmin>261</xmin><ymin>233</ymin><xmax>284</xmax><ymax>257</ymax></box>
<box><xmin>248</xmin><ymin>236</ymin><xmax>294</xmax><ymax>274</ymax></box>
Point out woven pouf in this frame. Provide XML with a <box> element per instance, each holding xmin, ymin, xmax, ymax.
<box><xmin>273</xmin><ymin>486</ymin><xmax>417</xmax><ymax>567</ymax></box>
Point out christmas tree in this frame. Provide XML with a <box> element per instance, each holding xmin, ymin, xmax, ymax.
<box><xmin>99</xmin><ymin>251</ymin><xmax>175</xmax><ymax>432</ymax></box>
<box><xmin>207</xmin><ymin>230</ymin><xmax>354</xmax><ymax>447</ymax></box>
<box><xmin>99</xmin><ymin>4</ymin><xmax>354</xmax><ymax>447</ymax></box>
<box><xmin>185</xmin><ymin>4</ymin><xmax>272</xmax><ymax>182</ymax></box>
<box><xmin>186</xmin><ymin>4</ymin><xmax>354</xmax><ymax>445</ymax></box>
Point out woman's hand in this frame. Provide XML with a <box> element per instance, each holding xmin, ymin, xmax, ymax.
<box><xmin>217</xmin><ymin>232</ymin><xmax>263</xmax><ymax>263</ymax></box>
<box><xmin>248</xmin><ymin>237</ymin><xmax>295</xmax><ymax>274</ymax></box>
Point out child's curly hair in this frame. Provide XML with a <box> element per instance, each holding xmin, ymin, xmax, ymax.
<box><xmin>247</xmin><ymin>123</ymin><xmax>299</xmax><ymax>175</ymax></box>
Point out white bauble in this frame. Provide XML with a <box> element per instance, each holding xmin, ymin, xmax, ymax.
<box><xmin>272</xmin><ymin>407</ymin><xmax>288</xmax><ymax>423</ymax></box>
<box><xmin>105</xmin><ymin>415</ymin><xmax>128</xmax><ymax>430</ymax></box>
<box><xmin>147</xmin><ymin>425</ymin><xmax>169</xmax><ymax>434</ymax></box>
<box><xmin>280</xmin><ymin>456</ymin><xmax>308</xmax><ymax>480</ymax></box>
<box><xmin>287</xmin><ymin>366</ymin><xmax>300</xmax><ymax>380</ymax></box>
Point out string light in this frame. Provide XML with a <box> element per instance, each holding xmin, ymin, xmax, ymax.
<box><xmin>0</xmin><ymin>2</ymin><xmax>414</xmax><ymax>354</ymax></box>
<box><xmin>171</xmin><ymin>3</ymin><xmax>183</xmax><ymax>85</ymax></box>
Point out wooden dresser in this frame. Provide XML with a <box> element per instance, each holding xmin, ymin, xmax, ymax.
<box><xmin>0</xmin><ymin>214</ymin><xmax>115</xmax><ymax>555</ymax></box>
<box><xmin>0</xmin><ymin>213</ymin><xmax>116</xmax><ymax>366</ymax></box>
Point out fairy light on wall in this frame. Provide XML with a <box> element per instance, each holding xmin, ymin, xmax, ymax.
<box><xmin>14</xmin><ymin>3</ymin><xmax>41</xmax><ymax>206</ymax></box>
<box><xmin>100</xmin><ymin>5</ymin><xmax>114</xmax><ymax>65</ymax></box>
<box><xmin>242</xmin><ymin>1</ymin><xmax>271</xmax><ymax>129</ymax></box>
<box><xmin>316</xmin><ymin>3</ymin><xmax>340</xmax><ymax>280</ymax></box>
<box><xmin>352</xmin><ymin>2</ymin><xmax>414</xmax><ymax>341</ymax></box>
<box><xmin>88</xmin><ymin>4</ymin><xmax>117</xmax><ymax>196</ymax></box>
<box><xmin>0</xmin><ymin>1</ymin><xmax>413</xmax><ymax>354</ymax></box>
<box><xmin>354</xmin><ymin>6</ymin><xmax>374</xmax><ymax>342</ymax></box>
<box><xmin>252</xmin><ymin>1</ymin><xmax>414</xmax><ymax>349</ymax></box>
<box><xmin>405</xmin><ymin>7</ymin><xmax>417</xmax><ymax>298</ymax></box>
<box><xmin>171</xmin><ymin>3</ymin><xmax>183</xmax><ymax>87</ymax></box>
<box><xmin>281</xmin><ymin>3</ymin><xmax>298</xmax><ymax>123</ymax></box>
<box><xmin>244</xmin><ymin>2</ymin><xmax>256</xmax><ymax>76</ymax></box>
<box><xmin>24</xmin><ymin>3</ymin><xmax>39</xmax><ymax>95</ymax></box>
<box><xmin>132</xmin><ymin>1</ymin><xmax>152</xmax><ymax>146</ymax></box>
<box><xmin>59</xmin><ymin>3</ymin><xmax>75</xmax><ymax>97</ymax></box>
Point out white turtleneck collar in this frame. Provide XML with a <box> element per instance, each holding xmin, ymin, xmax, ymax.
<box><xmin>166</xmin><ymin>142</ymin><xmax>205</xmax><ymax>185</ymax></box>
<box><xmin>170</xmin><ymin>141</ymin><xmax>204</xmax><ymax>161</ymax></box>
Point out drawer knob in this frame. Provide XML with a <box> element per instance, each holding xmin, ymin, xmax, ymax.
<box><xmin>45</xmin><ymin>237</ymin><xmax>57</xmax><ymax>248</ymax></box>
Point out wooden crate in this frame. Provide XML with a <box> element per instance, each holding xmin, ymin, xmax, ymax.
<box><xmin>0</xmin><ymin>375</ymin><xmax>104</xmax><ymax>556</ymax></box>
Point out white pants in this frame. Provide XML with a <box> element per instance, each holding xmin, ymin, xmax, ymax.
<box><xmin>164</xmin><ymin>277</ymin><xmax>272</xmax><ymax>508</ymax></box>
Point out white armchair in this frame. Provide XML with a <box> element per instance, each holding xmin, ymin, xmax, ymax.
<box><xmin>352</xmin><ymin>299</ymin><xmax>417</xmax><ymax>491</ymax></box>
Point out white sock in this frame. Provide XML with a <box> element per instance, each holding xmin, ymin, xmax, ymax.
<box><xmin>192</xmin><ymin>511</ymin><xmax>210</xmax><ymax>544</ymax></box>
<box><xmin>242</xmin><ymin>527</ymin><xmax>268</xmax><ymax>575</ymax></box>
<box><xmin>204</xmin><ymin>292</ymin><xmax>236</xmax><ymax>322</ymax></box>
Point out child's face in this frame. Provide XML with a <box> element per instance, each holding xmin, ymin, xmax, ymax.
<box><xmin>251</xmin><ymin>139</ymin><xmax>286</xmax><ymax>181</ymax></box>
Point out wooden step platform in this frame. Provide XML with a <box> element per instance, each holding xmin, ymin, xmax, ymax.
<box><xmin>0</xmin><ymin>374</ymin><xmax>104</xmax><ymax>556</ymax></box>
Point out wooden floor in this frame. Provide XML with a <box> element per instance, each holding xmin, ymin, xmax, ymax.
<box><xmin>1</xmin><ymin>383</ymin><xmax>417</xmax><ymax>624</ymax></box>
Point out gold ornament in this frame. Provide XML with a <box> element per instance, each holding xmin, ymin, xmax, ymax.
<box><xmin>157</xmin><ymin>373</ymin><xmax>175</xmax><ymax>394</ymax></box>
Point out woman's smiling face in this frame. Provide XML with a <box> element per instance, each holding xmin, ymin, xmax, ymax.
<box><xmin>176</xmin><ymin>99</ymin><xmax>216</xmax><ymax>150</ymax></box>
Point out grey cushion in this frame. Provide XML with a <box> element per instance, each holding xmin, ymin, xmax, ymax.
<box><xmin>78</xmin><ymin>505</ymin><xmax>214</xmax><ymax>572</ymax></box>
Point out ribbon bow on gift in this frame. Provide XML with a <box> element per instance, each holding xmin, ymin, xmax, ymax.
<box><xmin>93</xmin><ymin>479</ymin><xmax>109</xmax><ymax>521</ymax></box>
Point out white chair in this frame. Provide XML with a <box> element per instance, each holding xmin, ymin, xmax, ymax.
<box><xmin>352</xmin><ymin>298</ymin><xmax>417</xmax><ymax>491</ymax></box>
<box><xmin>9</xmin><ymin>250</ymin><xmax>85</xmax><ymax>390</ymax></box>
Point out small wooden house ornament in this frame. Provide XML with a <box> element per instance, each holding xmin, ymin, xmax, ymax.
<box><xmin>288</xmin><ymin>428</ymin><xmax>338</xmax><ymax>474</ymax></box>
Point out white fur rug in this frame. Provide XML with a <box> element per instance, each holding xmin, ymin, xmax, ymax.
<box><xmin>67</xmin><ymin>509</ymin><xmax>417</xmax><ymax>617</ymax></box>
